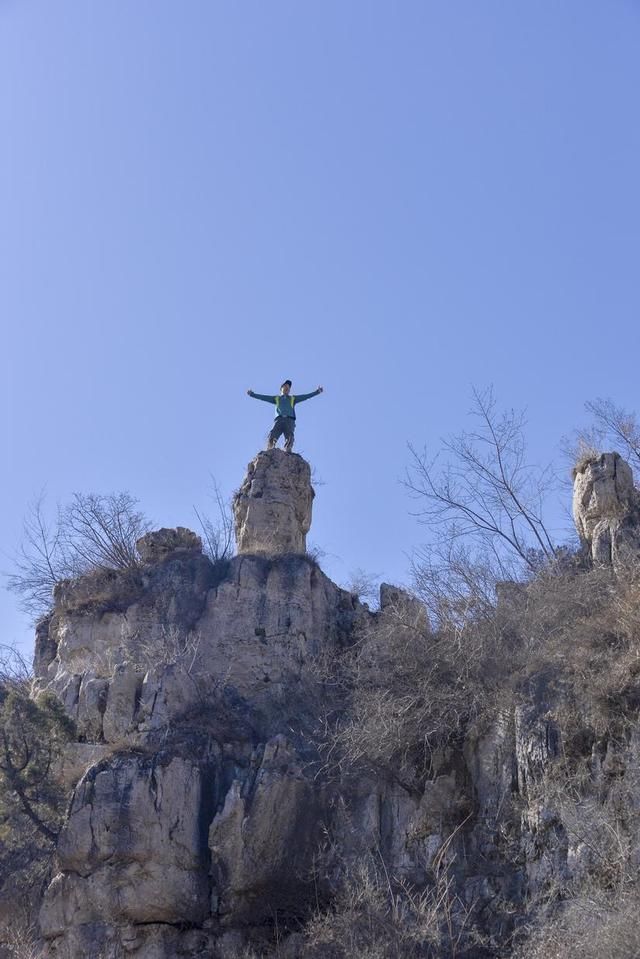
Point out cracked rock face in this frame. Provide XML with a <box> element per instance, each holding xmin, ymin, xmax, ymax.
<box><xmin>233</xmin><ymin>449</ymin><xmax>314</xmax><ymax>555</ymax></box>
<box><xmin>33</xmin><ymin>455</ymin><xmax>369</xmax><ymax>957</ymax></box>
<box><xmin>573</xmin><ymin>451</ymin><xmax>640</xmax><ymax>567</ymax></box>
<box><xmin>40</xmin><ymin>751</ymin><xmax>214</xmax><ymax>937</ymax></box>
<box><xmin>30</xmin><ymin>448</ymin><xmax>640</xmax><ymax>957</ymax></box>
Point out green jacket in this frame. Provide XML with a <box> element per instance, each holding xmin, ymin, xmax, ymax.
<box><xmin>248</xmin><ymin>389</ymin><xmax>321</xmax><ymax>419</ymax></box>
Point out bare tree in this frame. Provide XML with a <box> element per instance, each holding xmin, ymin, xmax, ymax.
<box><xmin>193</xmin><ymin>475</ymin><xmax>234</xmax><ymax>564</ymax></box>
<box><xmin>406</xmin><ymin>387</ymin><xmax>557</xmax><ymax>576</ymax></box>
<box><xmin>574</xmin><ymin>398</ymin><xmax>640</xmax><ymax>473</ymax></box>
<box><xmin>0</xmin><ymin>644</ymin><xmax>32</xmax><ymax>690</ymax></box>
<box><xmin>7</xmin><ymin>492</ymin><xmax>151</xmax><ymax>620</ymax></box>
<box><xmin>346</xmin><ymin>568</ymin><xmax>381</xmax><ymax>606</ymax></box>
<box><xmin>6</xmin><ymin>494</ymin><xmax>76</xmax><ymax>620</ymax></box>
<box><xmin>59</xmin><ymin>492</ymin><xmax>149</xmax><ymax>572</ymax></box>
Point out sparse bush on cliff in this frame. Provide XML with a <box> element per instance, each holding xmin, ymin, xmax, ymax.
<box><xmin>329</xmin><ymin>555</ymin><xmax>640</xmax><ymax>777</ymax></box>
<box><xmin>303</xmin><ymin>855</ymin><xmax>476</xmax><ymax>959</ymax></box>
<box><xmin>0</xmin><ymin>646</ymin><xmax>74</xmax><ymax>954</ymax></box>
<box><xmin>573</xmin><ymin>397</ymin><xmax>640</xmax><ymax>474</ymax></box>
<box><xmin>320</xmin><ymin>575</ymin><xmax>514</xmax><ymax>792</ymax></box>
<box><xmin>317</xmin><ymin>554</ymin><xmax>640</xmax><ymax>957</ymax></box>
<box><xmin>506</xmin><ymin>560</ymin><xmax>640</xmax><ymax>738</ymax></box>
<box><xmin>0</xmin><ymin>648</ymin><xmax>74</xmax><ymax>845</ymax></box>
<box><xmin>193</xmin><ymin>474</ymin><xmax>235</xmax><ymax>564</ymax></box>
<box><xmin>513</xmin><ymin>882</ymin><xmax>640</xmax><ymax>959</ymax></box>
<box><xmin>7</xmin><ymin>491</ymin><xmax>151</xmax><ymax>618</ymax></box>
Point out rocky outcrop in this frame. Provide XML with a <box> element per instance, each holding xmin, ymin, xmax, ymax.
<box><xmin>209</xmin><ymin>735</ymin><xmax>322</xmax><ymax>924</ymax></box>
<box><xmin>136</xmin><ymin>526</ymin><xmax>203</xmax><ymax>563</ymax></box>
<box><xmin>41</xmin><ymin>750</ymin><xmax>214</xmax><ymax>934</ymax></box>
<box><xmin>31</xmin><ymin>448</ymin><xmax>640</xmax><ymax>957</ymax></box>
<box><xmin>33</xmin><ymin>454</ymin><xmax>369</xmax><ymax>957</ymax></box>
<box><xmin>573</xmin><ymin>451</ymin><xmax>640</xmax><ymax>567</ymax></box>
<box><xmin>233</xmin><ymin>449</ymin><xmax>314</xmax><ymax>555</ymax></box>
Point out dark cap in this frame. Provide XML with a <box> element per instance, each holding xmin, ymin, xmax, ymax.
<box><xmin>281</xmin><ymin>379</ymin><xmax>292</xmax><ymax>388</ymax></box>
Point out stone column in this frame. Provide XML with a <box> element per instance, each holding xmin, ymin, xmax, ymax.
<box><xmin>233</xmin><ymin>449</ymin><xmax>314</xmax><ymax>555</ymax></box>
<box><xmin>572</xmin><ymin>451</ymin><xmax>640</xmax><ymax>567</ymax></box>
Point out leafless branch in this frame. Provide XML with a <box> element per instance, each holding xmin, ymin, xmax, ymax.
<box><xmin>406</xmin><ymin>387</ymin><xmax>557</xmax><ymax>574</ymax></box>
<box><xmin>6</xmin><ymin>492</ymin><xmax>150</xmax><ymax>620</ymax></box>
<box><xmin>194</xmin><ymin>475</ymin><xmax>234</xmax><ymax>564</ymax></box>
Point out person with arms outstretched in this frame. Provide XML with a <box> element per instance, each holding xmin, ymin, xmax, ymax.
<box><xmin>247</xmin><ymin>379</ymin><xmax>323</xmax><ymax>452</ymax></box>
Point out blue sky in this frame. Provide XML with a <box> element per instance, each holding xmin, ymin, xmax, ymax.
<box><xmin>2</xmin><ymin>1</ymin><xmax>640</xmax><ymax>655</ymax></box>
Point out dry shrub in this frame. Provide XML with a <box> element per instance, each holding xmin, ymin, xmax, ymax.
<box><xmin>320</xmin><ymin>553</ymin><xmax>640</xmax><ymax>954</ymax></box>
<box><xmin>509</xmin><ymin>562</ymin><xmax>640</xmax><ymax>737</ymax></box>
<box><xmin>514</xmin><ymin>882</ymin><xmax>640</xmax><ymax>959</ymax></box>
<box><xmin>0</xmin><ymin>915</ymin><xmax>45</xmax><ymax>959</ymax></box>
<box><xmin>303</xmin><ymin>851</ymin><xmax>478</xmax><ymax>959</ymax></box>
<box><xmin>321</xmin><ymin>581</ymin><xmax>514</xmax><ymax>790</ymax></box>
<box><xmin>8</xmin><ymin>492</ymin><xmax>151</xmax><ymax>620</ymax></box>
<box><xmin>0</xmin><ymin>650</ymin><xmax>66</xmax><ymax>959</ymax></box>
<box><xmin>502</xmin><ymin>561</ymin><xmax>640</xmax><ymax>958</ymax></box>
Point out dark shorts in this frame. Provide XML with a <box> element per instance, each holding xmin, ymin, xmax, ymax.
<box><xmin>268</xmin><ymin>415</ymin><xmax>296</xmax><ymax>448</ymax></box>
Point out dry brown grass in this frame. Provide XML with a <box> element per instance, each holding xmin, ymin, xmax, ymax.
<box><xmin>513</xmin><ymin>882</ymin><xmax>640</xmax><ymax>959</ymax></box>
<box><xmin>301</xmin><ymin>838</ymin><xmax>480</xmax><ymax>959</ymax></box>
<box><xmin>317</xmin><ymin>584</ymin><xmax>517</xmax><ymax>792</ymax></box>
<box><xmin>509</xmin><ymin>562</ymin><xmax>640</xmax><ymax>738</ymax></box>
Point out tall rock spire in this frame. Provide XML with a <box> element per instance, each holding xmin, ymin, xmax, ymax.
<box><xmin>573</xmin><ymin>451</ymin><xmax>640</xmax><ymax>567</ymax></box>
<box><xmin>233</xmin><ymin>448</ymin><xmax>314</xmax><ymax>555</ymax></box>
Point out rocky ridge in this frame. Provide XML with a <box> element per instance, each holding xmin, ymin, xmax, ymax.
<box><xmin>27</xmin><ymin>448</ymin><xmax>640</xmax><ymax>957</ymax></box>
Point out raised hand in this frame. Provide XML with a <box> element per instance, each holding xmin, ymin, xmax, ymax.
<box><xmin>317</xmin><ymin>386</ymin><xmax>324</xmax><ymax>393</ymax></box>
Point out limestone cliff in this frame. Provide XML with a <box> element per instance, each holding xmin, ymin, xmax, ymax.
<box><xmin>23</xmin><ymin>450</ymin><xmax>640</xmax><ymax>958</ymax></box>
<box><xmin>33</xmin><ymin>451</ymin><xmax>366</xmax><ymax>957</ymax></box>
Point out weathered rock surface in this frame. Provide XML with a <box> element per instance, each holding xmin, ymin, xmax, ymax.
<box><xmin>30</xmin><ymin>449</ymin><xmax>640</xmax><ymax>957</ymax></box>
<box><xmin>573</xmin><ymin>451</ymin><xmax>640</xmax><ymax>567</ymax></box>
<box><xmin>233</xmin><ymin>449</ymin><xmax>314</xmax><ymax>555</ymax></box>
<box><xmin>34</xmin><ymin>453</ymin><xmax>368</xmax><ymax>957</ymax></box>
<box><xmin>209</xmin><ymin>735</ymin><xmax>322</xmax><ymax>923</ymax></box>
<box><xmin>41</xmin><ymin>751</ymin><xmax>214</xmax><ymax>937</ymax></box>
<box><xmin>136</xmin><ymin>526</ymin><xmax>203</xmax><ymax>563</ymax></box>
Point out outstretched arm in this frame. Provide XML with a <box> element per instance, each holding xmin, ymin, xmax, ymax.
<box><xmin>294</xmin><ymin>386</ymin><xmax>324</xmax><ymax>404</ymax></box>
<box><xmin>247</xmin><ymin>390</ymin><xmax>277</xmax><ymax>403</ymax></box>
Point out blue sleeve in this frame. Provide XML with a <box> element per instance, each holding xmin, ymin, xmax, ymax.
<box><xmin>293</xmin><ymin>390</ymin><xmax>320</xmax><ymax>404</ymax></box>
<box><xmin>249</xmin><ymin>392</ymin><xmax>277</xmax><ymax>404</ymax></box>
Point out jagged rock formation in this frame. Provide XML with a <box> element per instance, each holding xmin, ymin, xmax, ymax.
<box><xmin>34</xmin><ymin>452</ymin><xmax>367</xmax><ymax>957</ymax></box>
<box><xmin>29</xmin><ymin>449</ymin><xmax>640</xmax><ymax>957</ymax></box>
<box><xmin>233</xmin><ymin>449</ymin><xmax>313</xmax><ymax>555</ymax></box>
<box><xmin>573</xmin><ymin>451</ymin><xmax>640</xmax><ymax>567</ymax></box>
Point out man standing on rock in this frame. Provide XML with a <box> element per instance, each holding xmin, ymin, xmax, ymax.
<box><xmin>247</xmin><ymin>380</ymin><xmax>323</xmax><ymax>452</ymax></box>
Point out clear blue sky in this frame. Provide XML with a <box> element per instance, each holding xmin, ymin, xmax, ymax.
<box><xmin>2</xmin><ymin>1</ymin><xmax>639</xmax><ymax>656</ymax></box>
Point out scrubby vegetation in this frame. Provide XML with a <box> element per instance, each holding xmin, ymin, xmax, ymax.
<box><xmin>7</xmin><ymin>482</ymin><xmax>234</xmax><ymax>621</ymax></box>
<box><xmin>301</xmin><ymin>395</ymin><xmax>640</xmax><ymax>958</ymax></box>
<box><xmin>7</xmin><ymin>491</ymin><xmax>151</xmax><ymax>620</ymax></box>
<box><xmin>0</xmin><ymin>647</ymin><xmax>74</xmax><ymax>957</ymax></box>
<box><xmin>310</xmin><ymin>556</ymin><xmax>640</xmax><ymax>957</ymax></box>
